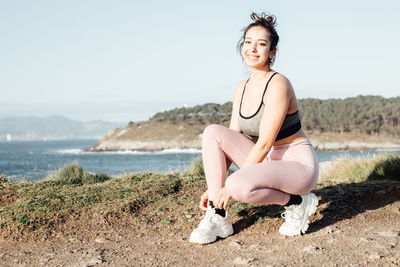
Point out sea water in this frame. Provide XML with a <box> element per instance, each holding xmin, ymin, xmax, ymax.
<box><xmin>0</xmin><ymin>139</ymin><xmax>399</xmax><ymax>183</ymax></box>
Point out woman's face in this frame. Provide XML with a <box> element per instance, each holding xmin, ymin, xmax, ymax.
<box><xmin>241</xmin><ymin>26</ymin><xmax>275</xmax><ymax>68</ymax></box>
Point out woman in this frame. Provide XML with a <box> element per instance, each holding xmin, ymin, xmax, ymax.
<box><xmin>189</xmin><ymin>12</ymin><xmax>319</xmax><ymax>245</ymax></box>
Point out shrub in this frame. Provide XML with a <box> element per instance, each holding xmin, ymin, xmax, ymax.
<box><xmin>368</xmin><ymin>155</ymin><xmax>400</xmax><ymax>181</ymax></box>
<box><xmin>47</xmin><ymin>162</ymin><xmax>110</xmax><ymax>185</ymax></box>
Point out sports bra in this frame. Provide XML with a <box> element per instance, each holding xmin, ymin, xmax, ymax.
<box><xmin>238</xmin><ymin>72</ymin><xmax>302</xmax><ymax>142</ymax></box>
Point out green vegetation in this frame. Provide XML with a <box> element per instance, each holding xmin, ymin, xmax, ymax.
<box><xmin>320</xmin><ymin>154</ymin><xmax>400</xmax><ymax>184</ymax></box>
<box><xmin>150</xmin><ymin>96</ymin><xmax>400</xmax><ymax>136</ymax></box>
<box><xmin>48</xmin><ymin>162</ymin><xmax>111</xmax><ymax>185</ymax></box>
<box><xmin>184</xmin><ymin>156</ymin><xmax>205</xmax><ymax>176</ymax></box>
<box><xmin>0</xmin><ymin>155</ymin><xmax>399</xmax><ymax>239</ymax></box>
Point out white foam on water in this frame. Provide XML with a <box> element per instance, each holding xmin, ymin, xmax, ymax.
<box><xmin>54</xmin><ymin>148</ymin><xmax>201</xmax><ymax>155</ymax></box>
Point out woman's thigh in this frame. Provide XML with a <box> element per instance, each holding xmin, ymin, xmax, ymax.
<box><xmin>226</xmin><ymin>159</ymin><xmax>317</xmax><ymax>200</ymax></box>
<box><xmin>202</xmin><ymin>124</ymin><xmax>255</xmax><ymax>167</ymax></box>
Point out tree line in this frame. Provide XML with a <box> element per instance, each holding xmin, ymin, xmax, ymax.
<box><xmin>150</xmin><ymin>96</ymin><xmax>400</xmax><ymax>136</ymax></box>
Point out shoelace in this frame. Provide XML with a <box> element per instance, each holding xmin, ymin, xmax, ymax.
<box><xmin>281</xmin><ymin>206</ymin><xmax>302</xmax><ymax>225</ymax></box>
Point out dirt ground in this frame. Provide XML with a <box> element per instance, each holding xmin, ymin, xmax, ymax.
<box><xmin>1</xmin><ymin>185</ymin><xmax>399</xmax><ymax>267</ymax></box>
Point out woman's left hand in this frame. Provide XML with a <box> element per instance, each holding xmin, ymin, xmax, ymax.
<box><xmin>213</xmin><ymin>187</ymin><xmax>231</xmax><ymax>210</ymax></box>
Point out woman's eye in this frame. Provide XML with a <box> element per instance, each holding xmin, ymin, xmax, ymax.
<box><xmin>259</xmin><ymin>43</ymin><xmax>267</xmax><ymax>46</ymax></box>
<box><xmin>244</xmin><ymin>40</ymin><xmax>251</xmax><ymax>44</ymax></box>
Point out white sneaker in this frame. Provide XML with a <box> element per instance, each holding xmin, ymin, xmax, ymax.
<box><xmin>189</xmin><ymin>206</ymin><xmax>234</xmax><ymax>244</ymax></box>
<box><xmin>279</xmin><ymin>193</ymin><xmax>318</xmax><ymax>236</ymax></box>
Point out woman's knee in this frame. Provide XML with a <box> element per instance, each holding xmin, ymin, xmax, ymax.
<box><xmin>202</xmin><ymin>124</ymin><xmax>227</xmax><ymax>142</ymax></box>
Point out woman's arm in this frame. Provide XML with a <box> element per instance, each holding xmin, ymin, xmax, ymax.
<box><xmin>241</xmin><ymin>74</ymin><xmax>292</xmax><ymax>168</ymax></box>
<box><xmin>229</xmin><ymin>80</ymin><xmax>246</xmax><ymax>132</ymax></box>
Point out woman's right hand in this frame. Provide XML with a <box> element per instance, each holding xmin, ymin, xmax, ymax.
<box><xmin>199</xmin><ymin>190</ymin><xmax>209</xmax><ymax>211</ymax></box>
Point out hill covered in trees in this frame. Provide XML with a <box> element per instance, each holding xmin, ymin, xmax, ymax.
<box><xmin>90</xmin><ymin>95</ymin><xmax>400</xmax><ymax>151</ymax></box>
<box><xmin>150</xmin><ymin>95</ymin><xmax>400</xmax><ymax>136</ymax></box>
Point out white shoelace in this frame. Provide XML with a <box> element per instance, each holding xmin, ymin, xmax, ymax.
<box><xmin>281</xmin><ymin>206</ymin><xmax>303</xmax><ymax>226</ymax></box>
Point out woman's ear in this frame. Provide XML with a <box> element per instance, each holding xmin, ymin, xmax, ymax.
<box><xmin>269</xmin><ymin>49</ymin><xmax>277</xmax><ymax>61</ymax></box>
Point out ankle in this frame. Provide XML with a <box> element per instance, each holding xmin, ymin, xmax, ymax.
<box><xmin>285</xmin><ymin>194</ymin><xmax>302</xmax><ymax>207</ymax></box>
<box><xmin>208</xmin><ymin>201</ymin><xmax>226</xmax><ymax>217</ymax></box>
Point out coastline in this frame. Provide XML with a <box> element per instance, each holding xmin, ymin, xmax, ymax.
<box><xmin>87</xmin><ymin>120</ymin><xmax>400</xmax><ymax>152</ymax></box>
<box><xmin>87</xmin><ymin>139</ymin><xmax>400</xmax><ymax>152</ymax></box>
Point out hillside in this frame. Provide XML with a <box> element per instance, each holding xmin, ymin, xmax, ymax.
<box><xmin>0</xmin><ymin>115</ymin><xmax>125</xmax><ymax>141</ymax></box>
<box><xmin>90</xmin><ymin>96</ymin><xmax>400</xmax><ymax>151</ymax></box>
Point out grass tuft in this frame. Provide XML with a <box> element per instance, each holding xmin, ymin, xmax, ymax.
<box><xmin>320</xmin><ymin>154</ymin><xmax>400</xmax><ymax>184</ymax></box>
<box><xmin>184</xmin><ymin>156</ymin><xmax>204</xmax><ymax>176</ymax></box>
<box><xmin>47</xmin><ymin>162</ymin><xmax>110</xmax><ymax>185</ymax></box>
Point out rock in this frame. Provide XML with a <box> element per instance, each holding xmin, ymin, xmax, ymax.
<box><xmin>324</xmin><ymin>226</ymin><xmax>339</xmax><ymax>234</ymax></box>
<box><xmin>88</xmin><ymin>257</ymin><xmax>103</xmax><ymax>265</ymax></box>
<box><xmin>229</xmin><ymin>240</ymin><xmax>244</xmax><ymax>249</ymax></box>
<box><xmin>377</xmin><ymin>231</ymin><xmax>399</xmax><ymax>238</ymax></box>
<box><xmin>95</xmin><ymin>237</ymin><xmax>108</xmax><ymax>243</ymax></box>
<box><xmin>185</xmin><ymin>214</ymin><xmax>194</xmax><ymax>219</ymax></box>
<box><xmin>302</xmin><ymin>245</ymin><xmax>317</xmax><ymax>253</ymax></box>
<box><xmin>232</xmin><ymin>256</ymin><xmax>256</xmax><ymax>265</ymax></box>
<box><xmin>87</xmin><ymin>248</ymin><xmax>97</xmax><ymax>253</ymax></box>
<box><xmin>368</xmin><ymin>253</ymin><xmax>382</xmax><ymax>260</ymax></box>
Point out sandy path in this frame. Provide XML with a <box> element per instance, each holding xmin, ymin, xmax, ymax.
<box><xmin>1</xmin><ymin>194</ymin><xmax>399</xmax><ymax>266</ymax></box>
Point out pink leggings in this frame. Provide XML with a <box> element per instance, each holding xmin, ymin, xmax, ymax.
<box><xmin>202</xmin><ymin>124</ymin><xmax>319</xmax><ymax>206</ymax></box>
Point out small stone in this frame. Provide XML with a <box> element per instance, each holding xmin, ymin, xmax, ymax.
<box><xmin>302</xmin><ymin>245</ymin><xmax>317</xmax><ymax>253</ymax></box>
<box><xmin>368</xmin><ymin>253</ymin><xmax>382</xmax><ymax>260</ymax></box>
<box><xmin>87</xmin><ymin>248</ymin><xmax>97</xmax><ymax>253</ymax></box>
<box><xmin>233</xmin><ymin>256</ymin><xmax>256</xmax><ymax>265</ymax></box>
<box><xmin>324</xmin><ymin>226</ymin><xmax>339</xmax><ymax>234</ymax></box>
<box><xmin>377</xmin><ymin>231</ymin><xmax>399</xmax><ymax>238</ymax></box>
<box><xmin>230</xmin><ymin>240</ymin><xmax>244</xmax><ymax>248</ymax></box>
<box><xmin>88</xmin><ymin>257</ymin><xmax>103</xmax><ymax>265</ymax></box>
<box><xmin>95</xmin><ymin>237</ymin><xmax>108</xmax><ymax>243</ymax></box>
<box><xmin>47</xmin><ymin>252</ymin><xmax>56</xmax><ymax>256</ymax></box>
<box><xmin>185</xmin><ymin>214</ymin><xmax>194</xmax><ymax>219</ymax></box>
<box><xmin>249</xmin><ymin>244</ymin><xmax>264</xmax><ymax>251</ymax></box>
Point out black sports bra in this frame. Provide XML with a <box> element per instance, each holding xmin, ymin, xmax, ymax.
<box><xmin>238</xmin><ymin>72</ymin><xmax>302</xmax><ymax>142</ymax></box>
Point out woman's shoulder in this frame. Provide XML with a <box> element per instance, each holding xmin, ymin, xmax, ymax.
<box><xmin>269</xmin><ymin>72</ymin><xmax>293</xmax><ymax>91</ymax></box>
<box><xmin>264</xmin><ymin>72</ymin><xmax>294</xmax><ymax>102</ymax></box>
<box><xmin>237</xmin><ymin>78</ymin><xmax>249</xmax><ymax>88</ymax></box>
<box><xmin>272</xmin><ymin>72</ymin><xmax>290</xmax><ymax>84</ymax></box>
<box><xmin>234</xmin><ymin>79</ymin><xmax>248</xmax><ymax>94</ymax></box>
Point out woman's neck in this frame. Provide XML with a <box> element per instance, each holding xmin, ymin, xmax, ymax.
<box><xmin>249</xmin><ymin>66</ymin><xmax>272</xmax><ymax>82</ymax></box>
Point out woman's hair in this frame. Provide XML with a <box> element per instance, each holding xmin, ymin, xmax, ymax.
<box><xmin>237</xmin><ymin>12</ymin><xmax>280</xmax><ymax>66</ymax></box>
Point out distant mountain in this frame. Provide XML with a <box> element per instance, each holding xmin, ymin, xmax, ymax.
<box><xmin>0</xmin><ymin>115</ymin><xmax>125</xmax><ymax>141</ymax></box>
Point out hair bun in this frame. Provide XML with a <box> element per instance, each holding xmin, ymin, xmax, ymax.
<box><xmin>250</xmin><ymin>12</ymin><xmax>277</xmax><ymax>28</ymax></box>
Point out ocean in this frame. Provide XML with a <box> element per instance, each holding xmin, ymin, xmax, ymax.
<box><xmin>1</xmin><ymin>139</ymin><xmax>399</xmax><ymax>183</ymax></box>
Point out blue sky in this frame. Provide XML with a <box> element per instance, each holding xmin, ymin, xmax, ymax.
<box><xmin>1</xmin><ymin>0</ymin><xmax>399</xmax><ymax>123</ymax></box>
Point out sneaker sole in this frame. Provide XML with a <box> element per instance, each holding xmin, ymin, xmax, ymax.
<box><xmin>189</xmin><ymin>225</ymin><xmax>234</xmax><ymax>245</ymax></box>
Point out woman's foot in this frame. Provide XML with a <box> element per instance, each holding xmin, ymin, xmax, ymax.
<box><xmin>189</xmin><ymin>206</ymin><xmax>234</xmax><ymax>244</ymax></box>
<box><xmin>279</xmin><ymin>192</ymin><xmax>318</xmax><ymax>236</ymax></box>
